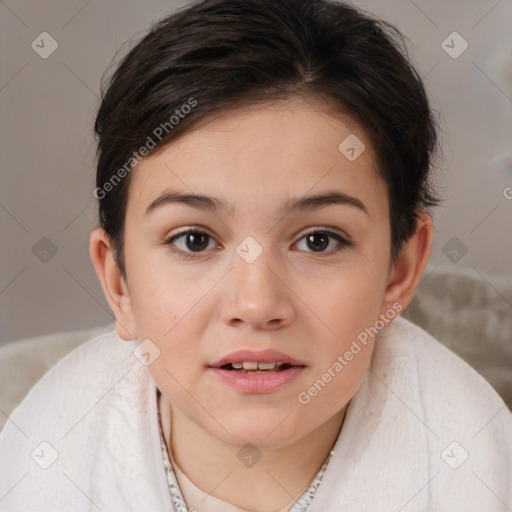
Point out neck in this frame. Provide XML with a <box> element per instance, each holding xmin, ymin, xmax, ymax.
<box><xmin>168</xmin><ymin>405</ymin><xmax>347</xmax><ymax>512</ymax></box>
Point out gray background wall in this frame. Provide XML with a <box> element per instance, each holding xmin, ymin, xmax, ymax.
<box><xmin>1</xmin><ymin>0</ymin><xmax>511</xmax><ymax>345</ymax></box>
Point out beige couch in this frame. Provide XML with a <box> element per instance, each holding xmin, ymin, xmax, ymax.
<box><xmin>1</xmin><ymin>263</ymin><xmax>511</xmax><ymax>431</ymax></box>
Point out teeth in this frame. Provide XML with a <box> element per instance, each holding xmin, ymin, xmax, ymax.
<box><xmin>256</xmin><ymin>362</ymin><xmax>277</xmax><ymax>370</ymax></box>
<box><xmin>230</xmin><ymin>361</ymin><xmax>280</xmax><ymax>370</ymax></box>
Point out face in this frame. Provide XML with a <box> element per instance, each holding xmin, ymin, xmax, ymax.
<box><xmin>119</xmin><ymin>95</ymin><xmax>395</xmax><ymax>449</ymax></box>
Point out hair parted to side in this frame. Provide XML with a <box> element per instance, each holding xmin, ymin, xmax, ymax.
<box><xmin>94</xmin><ymin>0</ymin><xmax>442</xmax><ymax>279</ymax></box>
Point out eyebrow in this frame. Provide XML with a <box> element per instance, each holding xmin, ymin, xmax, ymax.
<box><xmin>145</xmin><ymin>189</ymin><xmax>369</xmax><ymax>217</ymax></box>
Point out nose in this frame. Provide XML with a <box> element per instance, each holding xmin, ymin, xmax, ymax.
<box><xmin>219</xmin><ymin>244</ymin><xmax>296</xmax><ymax>330</ymax></box>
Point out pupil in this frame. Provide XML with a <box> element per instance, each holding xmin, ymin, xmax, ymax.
<box><xmin>187</xmin><ymin>232</ymin><xmax>208</xmax><ymax>251</ymax></box>
<box><xmin>185</xmin><ymin>232</ymin><xmax>329</xmax><ymax>253</ymax></box>
<box><xmin>307</xmin><ymin>233</ymin><xmax>328</xmax><ymax>252</ymax></box>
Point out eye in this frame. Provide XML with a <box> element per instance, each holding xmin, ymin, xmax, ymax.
<box><xmin>294</xmin><ymin>229</ymin><xmax>351</xmax><ymax>255</ymax></box>
<box><xmin>164</xmin><ymin>227</ymin><xmax>352</xmax><ymax>260</ymax></box>
<box><xmin>164</xmin><ymin>230</ymin><xmax>218</xmax><ymax>259</ymax></box>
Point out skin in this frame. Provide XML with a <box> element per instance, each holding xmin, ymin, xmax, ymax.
<box><xmin>90</xmin><ymin>94</ymin><xmax>433</xmax><ymax>511</ymax></box>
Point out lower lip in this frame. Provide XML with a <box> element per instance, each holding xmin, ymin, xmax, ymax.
<box><xmin>209</xmin><ymin>366</ymin><xmax>305</xmax><ymax>393</ymax></box>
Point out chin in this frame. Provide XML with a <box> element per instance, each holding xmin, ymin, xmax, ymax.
<box><xmin>211</xmin><ymin>408</ymin><xmax>306</xmax><ymax>450</ymax></box>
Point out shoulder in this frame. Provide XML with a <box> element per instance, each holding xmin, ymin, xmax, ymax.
<box><xmin>383</xmin><ymin>315</ymin><xmax>508</xmax><ymax>405</ymax></box>
<box><xmin>380</xmin><ymin>315</ymin><xmax>510</xmax><ymax>414</ymax></box>
<box><xmin>0</xmin><ymin>331</ymin><xmax>167</xmax><ymax>511</ymax></box>
<box><xmin>378</xmin><ymin>315</ymin><xmax>512</xmax><ymax>450</ymax></box>
<box><xmin>368</xmin><ymin>316</ymin><xmax>512</xmax><ymax>506</ymax></box>
<box><xmin>0</xmin><ymin>330</ymin><xmax>154</xmax><ymax>510</ymax></box>
<box><xmin>1</xmin><ymin>329</ymin><xmax>139</xmax><ymax>438</ymax></box>
<box><xmin>0</xmin><ymin>330</ymin><xmax>136</xmax><ymax>481</ymax></box>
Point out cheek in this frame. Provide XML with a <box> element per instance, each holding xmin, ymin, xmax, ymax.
<box><xmin>147</xmin><ymin>336</ymin><xmax>199</xmax><ymax>378</ymax></box>
<box><xmin>130</xmin><ymin>278</ymin><xmax>178</xmax><ymax>337</ymax></box>
<box><xmin>126</xmin><ymin>252</ymin><xmax>195</xmax><ymax>336</ymax></box>
<box><xmin>319</xmin><ymin>270</ymin><xmax>386</xmax><ymax>339</ymax></box>
<box><xmin>301</xmin><ymin>301</ymin><xmax>378</xmax><ymax>416</ymax></box>
<box><xmin>307</xmin><ymin>267</ymin><xmax>384</xmax><ymax>390</ymax></box>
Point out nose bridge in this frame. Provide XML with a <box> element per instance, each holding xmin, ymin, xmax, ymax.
<box><xmin>221</xmin><ymin>234</ymin><xmax>294</xmax><ymax>328</ymax></box>
<box><xmin>234</xmin><ymin>234</ymin><xmax>279</xmax><ymax>298</ymax></box>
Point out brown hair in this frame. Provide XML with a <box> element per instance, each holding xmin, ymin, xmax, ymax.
<box><xmin>94</xmin><ymin>0</ymin><xmax>442</xmax><ymax>278</ymax></box>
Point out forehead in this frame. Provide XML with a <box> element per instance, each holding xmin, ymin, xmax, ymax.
<box><xmin>127</xmin><ymin>96</ymin><xmax>388</xmax><ymax>219</ymax></box>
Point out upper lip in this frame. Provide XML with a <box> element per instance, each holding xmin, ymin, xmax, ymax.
<box><xmin>209</xmin><ymin>349</ymin><xmax>306</xmax><ymax>368</ymax></box>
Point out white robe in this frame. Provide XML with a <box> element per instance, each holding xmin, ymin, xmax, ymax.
<box><xmin>0</xmin><ymin>315</ymin><xmax>511</xmax><ymax>512</ymax></box>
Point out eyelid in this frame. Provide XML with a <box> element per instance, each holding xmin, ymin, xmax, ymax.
<box><xmin>166</xmin><ymin>225</ymin><xmax>351</xmax><ymax>243</ymax></box>
<box><xmin>164</xmin><ymin>225</ymin><xmax>352</xmax><ymax>259</ymax></box>
<box><xmin>164</xmin><ymin>228</ymin><xmax>219</xmax><ymax>259</ymax></box>
<box><xmin>294</xmin><ymin>227</ymin><xmax>352</xmax><ymax>254</ymax></box>
<box><xmin>300</xmin><ymin>226</ymin><xmax>351</xmax><ymax>244</ymax></box>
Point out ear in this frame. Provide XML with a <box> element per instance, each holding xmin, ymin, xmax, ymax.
<box><xmin>380</xmin><ymin>211</ymin><xmax>434</xmax><ymax>316</ymax></box>
<box><xmin>89</xmin><ymin>227</ymin><xmax>137</xmax><ymax>341</ymax></box>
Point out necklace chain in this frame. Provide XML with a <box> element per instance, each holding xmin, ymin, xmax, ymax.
<box><xmin>156</xmin><ymin>391</ymin><xmax>331</xmax><ymax>512</ymax></box>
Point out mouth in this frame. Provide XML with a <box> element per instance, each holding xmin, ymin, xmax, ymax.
<box><xmin>218</xmin><ymin>361</ymin><xmax>301</xmax><ymax>373</ymax></box>
<box><xmin>209</xmin><ymin>348</ymin><xmax>306</xmax><ymax>370</ymax></box>
<box><xmin>207</xmin><ymin>350</ymin><xmax>307</xmax><ymax>393</ymax></box>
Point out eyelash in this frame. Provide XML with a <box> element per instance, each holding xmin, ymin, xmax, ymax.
<box><xmin>163</xmin><ymin>228</ymin><xmax>352</xmax><ymax>260</ymax></box>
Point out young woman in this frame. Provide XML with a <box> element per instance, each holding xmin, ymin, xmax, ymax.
<box><xmin>1</xmin><ymin>1</ymin><xmax>510</xmax><ymax>511</ymax></box>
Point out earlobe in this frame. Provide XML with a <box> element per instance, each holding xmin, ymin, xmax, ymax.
<box><xmin>381</xmin><ymin>211</ymin><xmax>434</xmax><ymax>315</ymax></box>
<box><xmin>89</xmin><ymin>227</ymin><xmax>137</xmax><ymax>341</ymax></box>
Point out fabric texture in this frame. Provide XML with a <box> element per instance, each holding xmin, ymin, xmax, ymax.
<box><xmin>0</xmin><ymin>315</ymin><xmax>511</xmax><ymax>511</ymax></box>
<box><xmin>402</xmin><ymin>264</ymin><xmax>512</xmax><ymax>407</ymax></box>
